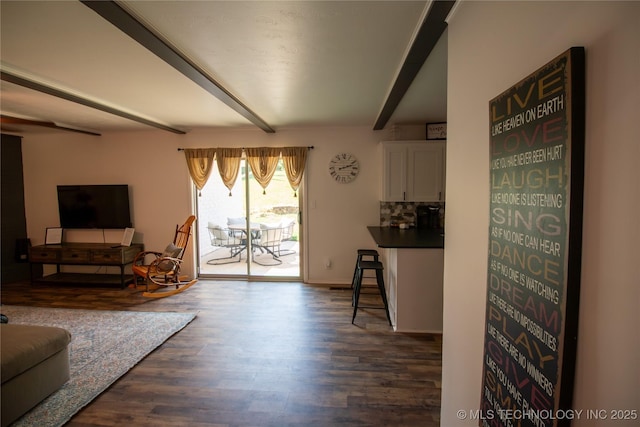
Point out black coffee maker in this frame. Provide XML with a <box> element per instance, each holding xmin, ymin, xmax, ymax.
<box><xmin>416</xmin><ymin>205</ymin><xmax>440</xmax><ymax>229</ymax></box>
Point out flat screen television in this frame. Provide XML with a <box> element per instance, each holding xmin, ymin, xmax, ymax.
<box><xmin>57</xmin><ymin>185</ymin><xmax>132</xmax><ymax>229</ymax></box>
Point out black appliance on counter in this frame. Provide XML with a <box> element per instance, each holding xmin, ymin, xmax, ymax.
<box><xmin>416</xmin><ymin>205</ymin><xmax>440</xmax><ymax>229</ymax></box>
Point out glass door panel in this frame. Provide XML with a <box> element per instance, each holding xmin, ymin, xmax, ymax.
<box><xmin>197</xmin><ymin>160</ymin><xmax>248</xmax><ymax>276</ymax></box>
<box><xmin>247</xmin><ymin>160</ymin><xmax>300</xmax><ymax>277</ymax></box>
<box><xmin>197</xmin><ymin>158</ymin><xmax>301</xmax><ymax>279</ymax></box>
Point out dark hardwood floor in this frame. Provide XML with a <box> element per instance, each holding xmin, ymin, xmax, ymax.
<box><xmin>1</xmin><ymin>280</ymin><xmax>442</xmax><ymax>426</ymax></box>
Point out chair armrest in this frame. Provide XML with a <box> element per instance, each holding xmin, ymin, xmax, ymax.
<box><xmin>150</xmin><ymin>256</ymin><xmax>183</xmax><ymax>274</ymax></box>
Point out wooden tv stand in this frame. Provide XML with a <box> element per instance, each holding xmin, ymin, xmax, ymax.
<box><xmin>29</xmin><ymin>242</ymin><xmax>144</xmax><ymax>288</ymax></box>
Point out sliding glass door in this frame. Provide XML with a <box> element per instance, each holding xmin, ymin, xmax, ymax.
<box><xmin>196</xmin><ymin>157</ymin><xmax>301</xmax><ymax>279</ymax></box>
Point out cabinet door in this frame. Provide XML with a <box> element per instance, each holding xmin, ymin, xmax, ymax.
<box><xmin>382</xmin><ymin>144</ymin><xmax>407</xmax><ymax>201</ymax></box>
<box><xmin>407</xmin><ymin>143</ymin><xmax>445</xmax><ymax>202</ymax></box>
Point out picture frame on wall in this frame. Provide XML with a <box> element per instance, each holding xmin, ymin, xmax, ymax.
<box><xmin>426</xmin><ymin>122</ymin><xmax>447</xmax><ymax>140</ymax></box>
<box><xmin>45</xmin><ymin>227</ymin><xmax>63</xmax><ymax>245</ymax></box>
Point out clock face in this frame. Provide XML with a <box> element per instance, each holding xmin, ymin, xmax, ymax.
<box><xmin>329</xmin><ymin>153</ymin><xmax>359</xmax><ymax>183</ymax></box>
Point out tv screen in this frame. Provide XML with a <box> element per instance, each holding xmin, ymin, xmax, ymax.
<box><xmin>57</xmin><ymin>185</ymin><xmax>132</xmax><ymax>229</ymax></box>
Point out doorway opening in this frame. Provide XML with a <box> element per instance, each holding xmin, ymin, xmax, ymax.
<box><xmin>196</xmin><ymin>157</ymin><xmax>301</xmax><ymax>279</ymax></box>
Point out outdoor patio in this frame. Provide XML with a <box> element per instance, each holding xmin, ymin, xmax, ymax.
<box><xmin>199</xmin><ymin>239</ymin><xmax>300</xmax><ymax>277</ymax></box>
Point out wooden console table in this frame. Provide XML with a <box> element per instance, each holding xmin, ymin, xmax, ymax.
<box><xmin>29</xmin><ymin>242</ymin><xmax>144</xmax><ymax>288</ymax></box>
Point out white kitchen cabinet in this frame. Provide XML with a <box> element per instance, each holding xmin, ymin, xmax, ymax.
<box><xmin>381</xmin><ymin>141</ymin><xmax>445</xmax><ymax>202</ymax></box>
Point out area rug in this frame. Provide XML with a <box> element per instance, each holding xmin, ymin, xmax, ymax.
<box><xmin>1</xmin><ymin>305</ymin><xmax>197</xmax><ymax>427</ymax></box>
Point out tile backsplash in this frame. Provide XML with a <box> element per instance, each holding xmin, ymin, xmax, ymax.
<box><xmin>380</xmin><ymin>201</ymin><xmax>445</xmax><ymax>227</ymax></box>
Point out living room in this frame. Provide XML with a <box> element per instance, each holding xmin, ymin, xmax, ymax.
<box><xmin>1</xmin><ymin>1</ymin><xmax>638</xmax><ymax>426</ymax></box>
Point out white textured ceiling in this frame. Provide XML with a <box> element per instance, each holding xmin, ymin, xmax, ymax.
<box><xmin>0</xmin><ymin>0</ymin><xmax>448</xmax><ymax>136</ymax></box>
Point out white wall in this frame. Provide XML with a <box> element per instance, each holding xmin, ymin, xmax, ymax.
<box><xmin>442</xmin><ymin>1</ymin><xmax>639</xmax><ymax>426</ymax></box>
<box><xmin>20</xmin><ymin>125</ymin><xmax>421</xmax><ymax>283</ymax></box>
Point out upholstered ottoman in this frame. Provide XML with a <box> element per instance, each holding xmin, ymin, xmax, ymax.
<box><xmin>1</xmin><ymin>324</ymin><xmax>71</xmax><ymax>427</ymax></box>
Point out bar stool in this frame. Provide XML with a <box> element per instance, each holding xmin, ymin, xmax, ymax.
<box><xmin>351</xmin><ymin>249</ymin><xmax>379</xmax><ymax>289</ymax></box>
<box><xmin>352</xmin><ymin>259</ymin><xmax>392</xmax><ymax>326</ymax></box>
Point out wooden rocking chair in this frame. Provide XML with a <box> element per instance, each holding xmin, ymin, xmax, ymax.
<box><xmin>132</xmin><ymin>215</ymin><xmax>198</xmax><ymax>298</ymax></box>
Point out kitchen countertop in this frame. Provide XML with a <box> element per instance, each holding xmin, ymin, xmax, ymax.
<box><xmin>367</xmin><ymin>226</ymin><xmax>444</xmax><ymax>249</ymax></box>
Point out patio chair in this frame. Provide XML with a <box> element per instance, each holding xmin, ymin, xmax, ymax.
<box><xmin>252</xmin><ymin>223</ymin><xmax>284</xmax><ymax>265</ymax></box>
<box><xmin>132</xmin><ymin>215</ymin><xmax>198</xmax><ymax>298</ymax></box>
<box><xmin>278</xmin><ymin>219</ymin><xmax>297</xmax><ymax>256</ymax></box>
<box><xmin>207</xmin><ymin>222</ymin><xmax>245</xmax><ymax>264</ymax></box>
<box><xmin>281</xmin><ymin>220</ymin><xmax>295</xmax><ymax>241</ymax></box>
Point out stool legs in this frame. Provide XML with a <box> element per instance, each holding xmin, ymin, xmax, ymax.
<box><xmin>351</xmin><ymin>262</ymin><xmax>358</xmax><ymax>290</ymax></box>
<box><xmin>351</xmin><ymin>268</ymin><xmax>364</xmax><ymax>323</ymax></box>
<box><xmin>352</xmin><ymin>261</ymin><xmax>392</xmax><ymax>327</ymax></box>
<box><xmin>375</xmin><ymin>268</ymin><xmax>392</xmax><ymax>326</ymax></box>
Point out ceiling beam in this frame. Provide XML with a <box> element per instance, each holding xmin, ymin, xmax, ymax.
<box><xmin>81</xmin><ymin>0</ymin><xmax>275</xmax><ymax>133</ymax></box>
<box><xmin>1</xmin><ymin>114</ymin><xmax>102</xmax><ymax>136</ymax></box>
<box><xmin>1</xmin><ymin>70</ymin><xmax>185</xmax><ymax>134</ymax></box>
<box><xmin>373</xmin><ymin>0</ymin><xmax>456</xmax><ymax>131</ymax></box>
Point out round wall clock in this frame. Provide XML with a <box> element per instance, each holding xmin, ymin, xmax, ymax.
<box><xmin>329</xmin><ymin>153</ymin><xmax>360</xmax><ymax>183</ymax></box>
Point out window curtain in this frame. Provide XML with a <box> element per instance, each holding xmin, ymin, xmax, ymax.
<box><xmin>245</xmin><ymin>147</ymin><xmax>281</xmax><ymax>194</ymax></box>
<box><xmin>215</xmin><ymin>147</ymin><xmax>243</xmax><ymax>196</ymax></box>
<box><xmin>183</xmin><ymin>148</ymin><xmax>216</xmax><ymax>196</ymax></box>
<box><xmin>281</xmin><ymin>146</ymin><xmax>308</xmax><ymax>196</ymax></box>
<box><xmin>184</xmin><ymin>146</ymin><xmax>310</xmax><ymax>196</ymax></box>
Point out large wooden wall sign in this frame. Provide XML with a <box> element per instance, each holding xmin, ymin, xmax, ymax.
<box><xmin>479</xmin><ymin>47</ymin><xmax>585</xmax><ymax>427</ymax></box>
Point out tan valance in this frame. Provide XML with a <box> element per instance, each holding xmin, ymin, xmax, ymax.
<box><xmin>281</xmin><ymin>146</ymin><xmax>308</xmax><ymax>196</ymax></box>
<box><xmin>182</xmin><ymin>146</ymin><xmax>310</xmax><ymax>196</ymax></box>
<box><xmin>245</xmin><ymin>147</ymin><xmax>281</xmax><ymax>194</ymax></box>
<box><xmin>183</xmin><ymin>148</ymin><xmax>216</xmax><ymax>196</ymax></box>
<box><xmin>215</xmin><ymin>147</ymin><xmax>243</xmax><ymax>196</ymax></box>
